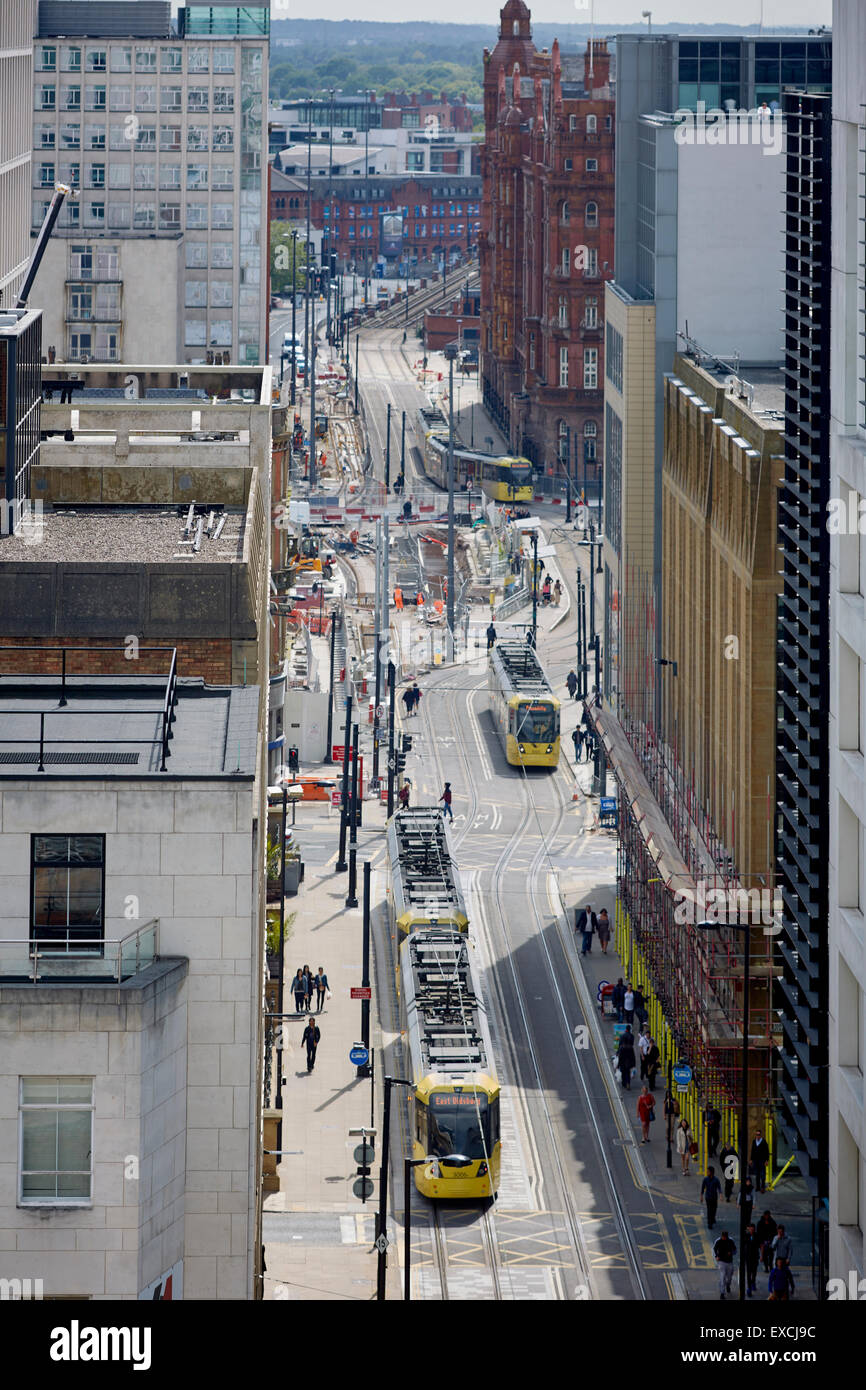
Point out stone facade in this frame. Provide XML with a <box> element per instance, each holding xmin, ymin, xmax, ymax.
<box><xmin>479</xmin><ymin>0</ymin><xmax>614</xmax><ymax>478</ymax></box>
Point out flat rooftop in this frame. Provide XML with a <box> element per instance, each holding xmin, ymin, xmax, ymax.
<box><xmin>0</xmin><ymin>675</ymin><xmax>258</xmax><ymax>778</ymax></box>
<box><xmin>0</xmin><ymin>507</ymin><xmax>247</xmax><ymax>564</ymax></box>
<box><xmin>688</xmin><ymin>359</ymin><xmax>786</xmax><ymax>420</ymax></box>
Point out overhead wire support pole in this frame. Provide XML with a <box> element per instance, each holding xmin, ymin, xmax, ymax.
<box><xmin>386</xmin><ymin>659</ymin><xmax>396</xmax><ymax>817</ymax></box>
<box><xmin>385</xmin><ymin>401</ymin><xmax>392</xmax><ymax>492</ymax></box>
<box><xmin>336</xmin><ymin>694</ymin><xmax>353</xmax><ymax>872</ymax></box>
<box><xmin>354</xmin><ymin>331</ymin><xmax>360</xmax><ymax>416</ymax></box>
<box><xmin>447</xmin><ymin>350</ymin><xmax>456</xmax><ymax>652</ymax></box>
<box><xmin>290</xmin><ymin>231</ymin><xmax>297</xmax><ymax>407</ymax></box>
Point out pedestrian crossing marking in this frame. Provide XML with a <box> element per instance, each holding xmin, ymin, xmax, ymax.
<box><xmin>674</xmin><ymin>1214</ymin><xmax>716</xmax><ymax>1268</ymax></box>
<box><xmin>629</xmin><ymin>1211</ymin><xmax>677</xmax><ymax>1269</ymax></box>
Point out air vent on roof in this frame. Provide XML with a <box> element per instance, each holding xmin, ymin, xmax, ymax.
<box><xmin>0</xmin><ymin>751</ymin><xmax>140</xmax><ymax>765</ymax></box>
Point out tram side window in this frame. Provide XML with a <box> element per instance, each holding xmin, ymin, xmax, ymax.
<box><xmin>488</xmin><ymin>1096</ymin><xmax>500</xmax><ymax>1145</ymax></box>
<box><xmin>416</xmin><ymin>1097</ymin><xmax>425</xmax><ymax>1146</ymax></box>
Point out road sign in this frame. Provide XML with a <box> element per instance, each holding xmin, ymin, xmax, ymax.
<box><xmin>376</xmin><ymin>704</ymin><xmax>385</xmax><ymax>719</ymax></box>
<box><xmin>330</xmin><ymin>789</ymin><xmax>342</xmax><ymax>808</ymax></box>
<box><xmin>349</xmin><ymin>1042</ymin><xmax>370</xmax><ymax>1065</ymax></box>
<box><xmin>353</xmin><ymin>1177</ymin><xmax>374</xmax><ymax>1200</ymax></box>
<box><xmin>596</xmin><ymin>979</ymin><xmax>610</xmax><ymax>1001</ymax></box>
<box><xmin>673</xmin><ymin>1062</ymin><xmax>693</xmax><ymax>1091</ymax></box>
<box><xmin>388</xmin><ymin>756</ymin><xmax>396</xmax><ymax>770</ymax></box>
<box><xmin>351</xmin><ymin>987</ymin><xmax>372</xmax><ymax>1001</ymax></box>
<box><xmin>374</xmin><ymin>1233</ymin><xmax>389</xmax><ymax>1254</ymax></box>
<box><xmin>353</xmin><ymin>1143</ymin><xmax>375</xmax><ymax>1165</ymax></box>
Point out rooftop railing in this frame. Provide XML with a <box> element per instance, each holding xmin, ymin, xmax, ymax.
<box><xmin>0</xmin><ymin>919</ymin><xmax>158</xmax><ymax>984</ymax></box>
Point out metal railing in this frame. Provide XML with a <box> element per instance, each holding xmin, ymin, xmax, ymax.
<box><xmin>0</xmin><ymin>919</ymin><xmax>159</xmax><ymax>984</ymax></box>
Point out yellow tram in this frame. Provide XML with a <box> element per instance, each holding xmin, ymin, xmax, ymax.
<box><xmin>385</xmin><ymin>807</ymin><xmax>468</xmax><ymax>935</ymax></box>
<box><xmin>400</xmin><ymin>926</ymin><xmax>501</xmax><ymax>1200</ymax></box>
<box><xmin>488</xmin><ymin>639</ymin><xmax>561</xmax><ymax>768</ymax></box>
<box><xmin>423</xmin><ymin>431</ymin><xmax>534</xmax><ymax>503</ymax></box>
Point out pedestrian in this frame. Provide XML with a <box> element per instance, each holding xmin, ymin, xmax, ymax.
<box><xmin>676</xmin><ymin>1117</ymin><xmax>693</xmax><ymax>1175</ymax></box>
<box><xmin>771</xmin><ymin>1225</ymin><xmax>793</xmax><ymax>1281</ymax></box>
<box><xmin>750</xmin><ymin>1131</ymin><xmax>770</xmax><ymax>1192</ymax></box>
<box><xmin>633</xmin><ymin>984</ymin><xmax>647</xmax><ymax>1030</ymax></box>
<box><xmin>663</xmin><ymin>1088</ymin><xmax>680</xmax><ymax>1129</ymax></box>
<box><xmin>301</xmin><ymin>1017</ymin><xmax>321</xmax><ymax>1072</ymax></box>
<box><xmin>292</xmin><ymin>968</ymin><xmax>306</xmax><ymax>1014</ymax></box>
<box><xmin>398</xmin><ymin>780</ymin><xmax>410</xmax><ymax>809</ymax></box>
<box><xmin>402</xmin><ymin>686</ymin><xmax>414</xmax><ymax>717</ymax></box>
<box><xmin>623</xmin><ymin>982</ymin><xmax>635</xmax><ymax>1026</ymax></box>
<box><xmin>487</xmin><ymin>622</ymin><xmax>497</xmax><ymax>650</ymax></box>
<box><xmin>755</xmin><ymin>1211</ymin><xmax>778</xmax><ymax>1272</ymax></box>
<box><xmin>541</xmin><ymin>576</ymin><xmax>552</xmax><ymax>606</ymax></box>
<box><xmin>611</xmin><ymin>977</ymin><xmax>626</xmax><ymax>1023</ymax></box>
<box><xmin>638</xmin><ymin>1024</ymin><xmax>651</xmax><ymax>1080</ymax></box>
<box><xmin>645</xmin><ymin>1037</ymin><xmax>660</xmax><ymax>1090</ymax></box>
<box><xmin>596</xmin><ymin>907</ymin><xmax>611</xmax><ymax>954</ymax></box>
<box><xmin>572</xmin><ymin>726</ymin><xmax>584</xmax><ymax>763</ymax></box>
<box><xmin>616</xmin><ymin>1027</ymin><xmax>636</xmax><ymax>1090</ymax></box>
<box><xmin>439</xmin><ymin>782</ymin><xmax>454</xmax><ymax>822</ymax></box>
<box><xmin>566</xmin><ymin>669</ymin><xmax>578</xmax><ymax>700</ymax></box>
<box><xmin>411</xmin><ymin>681</ymin><xmax>422</xmax><ymax>717</ymax></box>
<box><xmin>575</xmin><ymin>903</ymin><xmax>597</xmax><ymax>956</ymax></box>
<box><xmin>637</xmin><ymin>1084</ymin><xmax>655</xmax><ymax>1143</ymax></box>
<box><xmin>744</xmin><ymin>1222</ymin><xmax>761</xmax><ymax>1297</ymax></box>
<box><xmin>738</xmin><ymin>1178</ymin><xmax>755</xmax><ymax>1230</ymax></box>
<box><xmin>713</xmin><ymin>1230</ymin><xmax>737</xmax><ymax>1299</ymax></box>
<box><xmin>718</xmin><ymin>1140</ymin><xmax>738</xmax><ymax>1202</ymax></box>
<box><xmin>704</xmin><ymin>1103</ymin><xmax>722</xmax><ymax>1157</ymax></box>
<box><xmin>552</xmin><ymin>578</ymin><xmax>562</xmax><ymax>607</ymax></box>
<box><xmin>768</xmin><ymin>1257</ymin><xmax>790</xmax><ymax>1301</ymax></box>
<box><xmin>301</xmin><ymin>964</ymin><xmax>314</xmax><ymax>1013</ymax></box>
<box><xmin>701</xmin><ymin>1165</ymin><xmax>722</xmax><ymax>1230</ymax></box>
<box><xmin>314</xmin><ymin>966</ymin><xmax>329</xmax><ymax>1012</ymax></box>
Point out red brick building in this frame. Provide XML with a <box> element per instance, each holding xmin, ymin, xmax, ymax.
<box><xmin>270</xmin><ymin>169</ymin><xmax>482</xmax><ymax>275</ymax></box>
<box><xmin>381</xmin><ymin>90</ymin><xmax>474</xmax><ymax>135</ymax></box>
<box><xmin>480</xmin><ymin>0</ymin><xmax>614</xmax><ymax>484</ymax></box>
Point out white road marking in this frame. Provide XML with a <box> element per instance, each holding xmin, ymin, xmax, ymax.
<box><xmin>340</xmin><ymin>1215</ymin><xmax>356</xmax><ymax>1244</ymax></box>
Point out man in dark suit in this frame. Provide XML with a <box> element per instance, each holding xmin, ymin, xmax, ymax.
<box><xmin>575</xmin><ymin>904</ymin><xmax>598</xmax><ymax>957</ymax></box>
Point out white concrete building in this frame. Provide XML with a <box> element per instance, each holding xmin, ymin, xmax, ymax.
<box><xmin>30</xmin><ymin>0</ymin><xmax>269</xmax><ymax>366</ymax></box>
<box><xmin>0</xmin><ymin>670</ymin><xmax>266</xmax><ymax>1299</ymax></box>
<box><xmin>829</xmin><ymin>0</ymin><xmax>866</xmax><ymax>1287</ymax></box>
<box><xmin>0</xmin><ymin>0</ymin><xmax>37</xmax><ymax>306</ymax></box>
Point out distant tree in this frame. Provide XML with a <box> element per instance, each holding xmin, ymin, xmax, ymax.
<box><xmin>270</xmin><ymin>222</ymin><xmax>310</xmax><ymax>296</ymax></box>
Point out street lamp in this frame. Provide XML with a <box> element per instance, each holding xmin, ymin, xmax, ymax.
<box><xmin>376</xmin><ymin>1075</ymin><xmax>414</xmax><ymax>1301</ymax></box>
<box><xmin>403</xmin><ymin>1156</ymin><xmax>436</xmax><ymax>1300</ymax></box>
<box><xmin>696</xmin><ymin>918</ymin><xmax>753</xmax><ymax>1304</ymax></box>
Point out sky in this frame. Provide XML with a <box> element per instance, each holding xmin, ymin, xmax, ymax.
<box><xmin>275</xmin><ymin>0</ymin><xmax>832</xmax><ymax>26</ymax></box>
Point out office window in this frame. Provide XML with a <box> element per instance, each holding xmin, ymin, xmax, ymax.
<box><xmin>86</xmin><ymin>50</ymin><xmax>107</xmax><ymax>73</ymax></box>
<box><xmin>135</xmin><ymin>85</ymin><xmax>157</xmax><ymax>112</ymax></box>
<box><xmin>561</xmin><ymin>247</ymin><xmax>570</xmax><ymax>276</ymax></box>
<box><xmin>62</xmin><ymin>85</ymin><xmax>81</xmax><ymax>111</ymax></box>
<box><xmin>111</xmin><ymin>45</ymin><xmax>132</xmax><ymax>72</ymax></box>
<box><xmin>32</xmin><ymin>198</ymin><xmax>50</xmax><ymax>228</ymax></box>
<box><xmin>211</xmin><ymin>244</ymin><xmax>233</xmax><ymax>267</ymax></box>
<box><xmin>136</xmin><ymin>125</ymin><xmax>156</xmax><ymax>151</ymax></box>
<box><xmin>160</xmin><ymin>85</ymin><xmax>182</xmax><ymax>110</ymax></box>
<box><xmin>159</xmin><ymin>201</ymin><xmax>180</xmax><ymax>230</ymax></box>
<box><xmin>587</xmin><ymin>114</ymin><xmax>597</xmax><ymax>134</ymax></box>
<box><xmin>185</xmin><ymin>319</ymin><xmax>207</xmax><ymax>346</ymax></box>
<box><xmin>109</xmin><ymin>85</ymin><xmax>131</xmax><ymax>111</ymax></box>
<box><xmin>85</xmin><ymin>85</ymin><xmax>106</xmax><ymax>111</ymax></box>
<box><xmin>558</xmin><ymin>296</ymin><xmax>568</xmax><ymax>328</ymax></box>
<box><xmin>109</xmin><ymin>124</ymin><xmax>129</xmax><ymax>150</ymax></box>
<box><xmin>584</xmin><ymin>297</ymin><xmax>598</xmax><ymax>329</ymax></box>
<box><xmin>559</xmin><ymin>347</ymin><xmax>569</xmax><ymax>388</ymax></box>
<box><xmin>187</xmin><ymin>164</ymin><xmax>208</xmax><ymax>190</ymax></box>
<box><xmin>585</xmin><ymin>201</ymin><xmax>598</xmax><ymax>228</ymax></box>
<box><xmin>186</xmin><ymin>242</ymin><xmax>208</xmax><ymax>268</ymax></box>
<box><xmin>160</xmin><ymin>124</ymin><xmax>181</xmax><ymax>151</ymax></box>
<box><xmin>161</xmin><ymin>47</ymin><xmax>183</xmax><ymax>73</ymax></box>
<box><xmin>61</xmin><ymin>47</ymin><xmax>81</xmax><ymax>73</ymax></box>
<box><xmin>586</xmin><ymin>158</ymin><xmax>598</xmax><ymax>172</ymax></box>
<box><xmin>135</xmin><ymin>48</ymin><xmax>157</xmax><ymax>72</ymax></box>
<box><xmin>37</xmin><ymin>127</ymin><xmax>56</xmax><ymax>151</ymax></box>
<box><xmin>560</xmin><ymin>200</ymin><xmax>570</xmax><ymax>224</ymax></box>
<box><xmin>584</xmin><ymin>420</ymin><xmax>597</xmax><ymax>460</ymax></box>
<box><xmin>31</xmin><ymin>835</ymin><xmax>104</xmax><ymax>948</ymax></box>
<box><xmin>188</xmin><ymin>87</ymin><xmax>209</xmax><ymax>113</ymax></box>
<box><xmin>108</xmin><ymin>204</ymin><xmax>130</xmax><ymax>228</ymax></box>
<box><xmin>211</xmin><ymin>165</ymin><xmax>233</xmax><ymax>190</ymax></box>
<box><xmin>569</xmin><ymin>114</ymin><xmax>577</xmax><ymax>132</ymax></box>
<box><xmin>558</xmin><ymin>419</ymin><xmax>569</xmax><ymax>461</ymax></box>
<box><xmin>211</xmin><ymin>281</ymin><xmax>232</xmax><ymax>306</ymax></box>
<box><xmin>38</xmin><ymin>83</ymin><xmax>56</xmax><ymax>110</ymax></box>
<box><xmin>188</xmin><ymin>47</ymin><xmax>209</xmax><ymax>73</ymax></box>
<box><xmin>213</xmin><ymin>87</ymin><xmax>234</xmax><ymax>112</ymax></box>
<box><xmin>38</xmin><ymin>46</ymin><xmax>56</xmax><ymax>71</ymax></box>
<box><xmin>159</xmin><ymin>164</ymin><xmax>181</xmax><ymax>189</ymax></box>
<box><xmin>605</xmin><ymin>115</ymin><xmax>612</xmax><ymax>131</ymax></box>
<box><xmin>86</xmin><ymin>124</ymin><xmax>106</xmax><ymax>150</ymax></box>
<box><xmin>69</xmin><ymin>245</ymin><xmax>92</xmax><ymax>279</ymax></box>
<box><xmin>185</xmin><ymin>281</ymin><xmax>207</xmax><ymax>307</ymax></box>
<box><xmin>187</xmin><ymin>126</ymin><xmax>208</xmax><ymax>152</ymax></box>
<box><xmin>212</xmin><ymin>204</ymin><xmax>233</xmax><ymax>228</ymax></box>
<box><xmin>564</xmin><ymin>158</ymin><xmax>573</xmax><ymax>172</ymax></box>
<box><xmin>210</xmin><ymin>321</ymin><xmax>233</xmax><ymax>346</ymax></box>
<box><xmin>213</xmin><ymin>48</ymin><xmax>235</xmax><ymax>73</ymax></box>
<box><xmin>88</xmin><ymin>163</ymin><xmax>105</xmax><ymax>189</ymax></box>
<box><xmin>584</xmin><ymin>346</ymin><xmax>598</xmax><ymax>390</ymax></box>
<box><xmin>134</xmin><ymin>163</ymin><xmax>155</xmax><ymax>190</ymax></box>
<box><xmin>39</xmin><ymin>161</ymin><xmax>55</xmax><ymax>188</ymax></box>
<box><xmin>186</xmin><ymin>202</ymin><xmax>207</xmax><ymax>228</ymax></box>
<box><xmin>19</xmin><ymin>1079</ymin><xmax>94</xmax><ymax>1205</ymax></box>
<box><xmin>212</xmin><ymin>125</ymin><xmax>233</xmax><ymax>150</ymax></box>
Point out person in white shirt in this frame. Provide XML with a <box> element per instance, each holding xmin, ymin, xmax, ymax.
<box><xmin>638</xmin><ymin>1025</ymin><xmax>652</xmax><ymax>1080</ymax></box>
<box><xmin>623</xmin><ymin>984</ymin><xmax>635</xmax><ymax>1025</ymax></box>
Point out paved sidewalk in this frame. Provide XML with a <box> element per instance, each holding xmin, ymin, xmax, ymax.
<box><xmin>262</xmin><ymin>808</ymin><xmax>401</xmax><ymax>1302</ymax></box>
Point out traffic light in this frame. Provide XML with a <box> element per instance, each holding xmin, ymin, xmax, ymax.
<box><xmin>395</xmin><ymin>749</ymin><xmax>407</xmax><ymax>775</ymax></box>
<box><xmin>330</xmin><ymin>251</ymin><xmax>338</xmax><ymax>277</ymax></box>
<box><xmin>288</xmin><ymin>746</ymin><xmax>299</xmax><ymax>775</ymax></box>
<box><xmin>401</xmin><ymin>733</ymin><xmax>413</xmax><ymax>753</ymax></box>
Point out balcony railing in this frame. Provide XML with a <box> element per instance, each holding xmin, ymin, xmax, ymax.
<box><xmin>0</xmin><ymin>920</ymin><xmax>158</xmax><ymax>984</ymax></box>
